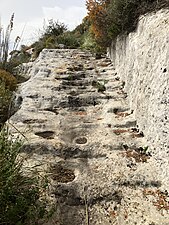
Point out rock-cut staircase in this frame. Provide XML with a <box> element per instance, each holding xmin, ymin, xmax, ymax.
<box><xmin>9</xmin><ymin>49</ymin><xmax>169</xmax><ymax>225</ymax></box>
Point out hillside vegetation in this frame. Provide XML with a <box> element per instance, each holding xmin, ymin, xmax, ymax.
<box><xmin>0</xmin><ymin>2</ymin><xmax>169</xmax><ymax>224</ymax></box>
<box><xmin>0</xmin><ymin>15</ymin><xmax>53</xmax><ymax>225</ymax></box>
<box><xmin>86</xmin><ymin>0</ymin><xmax>169</xmax><ymax>47</ymax></box>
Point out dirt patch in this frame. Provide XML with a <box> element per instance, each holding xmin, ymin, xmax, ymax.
<box><xmin>113</xmin><ymin>128</ymin><xmax>144</xmax><ymax>138</ymax></box>
<box><xmin>74</xmin><ymin>111</ymin><xmax>87</xmax><ymax>116</ymax></box>
<box><xmin>121</xmin><ymin>149</ymin><xmax>150</xmax><ymax>163</ymax></box>
<box><xmin>143</xmin><ymin>189</ymin><xmax>169</xmax><ymax>211</ymax></box>
<box><xmin>75</xmin><ymin>137</ymin><xmax>88</xmax><ymax>145</ymax></box>
<box><xmin>51</xmin><ymin>163</ymin><xmax>75</xmax><ymax>183</ymax></box>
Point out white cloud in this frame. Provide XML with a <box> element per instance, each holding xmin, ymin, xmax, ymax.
<box><xmin>42</xmin><ymin>6</ymin><xmax>87</xmax><ymax>30</ymax></box>
<box><xmin>0</xmin><ymin>2</ymin><xmax>87</xmax><ymax>49</ymax></box>
<box><xmin>9</xmin><ymin>18</ymin><xmax>44</xmax><ymax>49</ymax></box>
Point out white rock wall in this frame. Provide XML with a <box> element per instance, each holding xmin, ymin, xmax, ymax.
<box><xmin>108</xmin><ymin>9</ymin><xmax>169</xmax><ymax>190</ymax></box>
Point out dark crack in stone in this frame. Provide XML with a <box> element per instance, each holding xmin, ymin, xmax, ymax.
<box><xmin>35</xmin><ymin>131</ymin><xmax>55</xmax><ymax>139</ymax></box>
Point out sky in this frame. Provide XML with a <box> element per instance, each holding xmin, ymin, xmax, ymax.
<box><xmin>0</xmin><ymin>0</ymin><xmax>87</xmax><ymax>48</ymax></box>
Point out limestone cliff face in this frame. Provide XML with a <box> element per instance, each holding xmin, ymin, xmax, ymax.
<box><xmin>108</xmin><ymin>9</ymin><xmax>169</xmax><ymax>188</ymax></box>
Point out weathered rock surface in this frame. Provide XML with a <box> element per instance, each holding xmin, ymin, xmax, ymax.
<box><xmin>108</xmin><ymin>9</ymin><xmax>169</xmax><ymax>192</ymax></box>
<box><xmin>8</xmin><ymin>49</ymin><xmax>169</xmax><ymax>225</ymax></box>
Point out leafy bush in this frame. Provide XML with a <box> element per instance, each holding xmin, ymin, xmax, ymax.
<box><xmin>0</xmin><ymin>82</ymin><xmax>12</xmax><ymax>125</ymax></box>
<box><xmin>32</xmin><ymin>19</ymin><xmax>91</xmax><ymax>55</ymax></box>
<box><xmin>67</xmin><ymin>16</ymin><xmax>105</xmax><ymax>56</ymax></box>
<box><xmin>81</xmin><ymin>33</ymin><xmax>96</xmax><ymax>50</ymax></box>
<box><xmin>73</xmin><ymin>16</ymin><xmax>91</xmax><ymax>36</ymax></box>
<box><xmin>81</xmin><ymin>32</ymin><xmax>106</xmax><ymax>56</ymax></box>
<box><xmin>0</xmin><ymin>70</ymin><xmax>17</xmax><ymax>125</ymax></box>
<box><xmin>42</xmin><ymin>19</ymin><xmax>67</xmax><ymax>39</ymax></box>
<box><xmin>45</xmin><ymin>36</ymin><xmax>56</xmax><ymax>49</ymax></box>
<box><xmin>32</xmin><ymin>40</ymin><xmax>46</xmax><ymax>58</ymax></box>
<box><xmin>86</xmin><ymin>0</ymin><xmax>169</xmax><ymax>47</ymax></box>
<box><xmin>86</xmin><ymin>0</ymin><xmax>111</xmax><ymax>46</ymax></box>
<box><xmin>32</xmin><ymin>20</ymin><xmax>68</xmax><ymax>56</ymax></box>
<box><xmin>3</xmin><ymin>60</ymin><xmax>22</xmax><ymax>74</ymax></box>
<box><xmin>108</xmin><ymin>0</ymin><xmax>169</xmax><ymax>37</ymax></box>
<box><xmin>92</xmin><ymin>80</ymin><xmax>106</xmax><ymax>92</ymax></box>
<box><xmin>0</xmin><ymin>127</ymin><xmax>51</xmax><ymax>225</ymax></box>
<box><xmin>56</xmin><ymin>32</ymin><xmax>81</xmax><ymax>48</ymax></box>
<box><xmin>0</xmin><ymin>69</ymin><xmax>17</xmax><ymax>91</ymax></box>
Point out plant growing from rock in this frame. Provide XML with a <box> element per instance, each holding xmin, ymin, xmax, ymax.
<box><xmin>0</xmin><ymin>126</ymin><xmax>53</xmax><ymax>225</ymax></box>
<box><xmin>92</xmin><ymin>80</ymin><xmax>106</xmax><ymax>92</ymax></box>
<box><xmin>0</xmin><ymin>15</ymin><xmax>29</xmax><ymax>74</ymax></box>
<box><xmin>0</xmin><ymin>14</ymin><xmax>15</xmax><ymax>69</ymax></box>
<box><xmin>0</xmin><ymin>69</ymin><xmax>17</xmax><ymax>91</ymax></box>
<box><xmin>0</xmin><ymin>82</ymin><xmax>12</xmax><ymax>125</ymax></box>
<box><xmin>0</xmin><ymin>69</ymin><xmax>17</xmax><ymax>125</ymax></box>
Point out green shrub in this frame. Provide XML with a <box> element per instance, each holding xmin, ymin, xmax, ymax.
<box><xmin>32</xmin><ymin>40</ymin><xmax>46</xmax><ymax>58</ymax></box>
<box><xmin>0</xmin><ymin>70</ymin><xmax>17</xmax><ymax>125</ymax></box>
<box><xmin>73</xmin><ymin>16</ymin><xmax>91</xmax><ymax>37</ymax></box>
<box><xmin>45</xmin><ymin>36</ymin><xmax>57</xmax><ymax>48</ymax></box>
<box><xmin>3</xmin><ymin>60</ymin><xmax>22</xmax><ymax>74</ymax></box>
<box><xmin>56</xmin><ymin>32</ymin><xmax>81</xmax><ymax>48</ymax></box>
<box><xmin>42</xmin><ymin>19</ymin><xmax>67</xmax><ymax>39</ymax></box>
<box><xmin>81</xmin><ymin>33</ymin><xmax>96</xmax><ymax>50</ymax></box>
<box><xmin>107</xmin><ymin>0</ymin><xmax>169</xmax><ymax>39</ymax></box>
<box><xmin>81</xmin><ymin>33</ymin><xmax>106</xmax><ymax>56</ymax></box>
<box><xmin>0</xmin><ymin>82</ymin><xmax>12</xmax><ymax>125</ymax></box>
<box><xmin>0</xmin><ymin>69</ymin><xmax>17</xmax><ymax>91</ymax></box>
<box><xmin>108</xmin><ymin>0</ymin><xmax>169</xmax><ymax>38</ymax></box>
<box><xmin>92</xmin><ymin>80</ymin><xmax>106</xmax><ymax>92</ymax></box>
<box><xmin>0</xmin><ymin>127</ymin><xmax>51</xmax><ymax>225</ymax></box>
<box><xmin>31</xmin><ymin>20</ymin><xmax>67</xmax><ymax>57</ymax></box>
<box><xmin>107</xmin><ymin>0</ymin><xmax>141</xmax><ymax>39</ymax></box>
<box><xmin>87</xmin><ymin>0</ymin><xmax>169</xmax><ymax>47</ymax></box>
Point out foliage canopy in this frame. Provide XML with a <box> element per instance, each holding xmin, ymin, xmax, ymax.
<box><xmin>86</xmin><ymin>0</ymin><xmax>169</xmax><ymax>47</ymax></box>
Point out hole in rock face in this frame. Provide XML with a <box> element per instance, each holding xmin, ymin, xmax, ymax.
<box><xmin>35</xmin><ymin>131</ymin><xmax>55</xmax><ymax>139</ymax></box>
<box><xmin>163</xmin><ymin>68</ymin><xmax>167</xmax><ymax>73</ymax></box>
<box><xmin>51</xmin><ymin>164</ymin><xmax>75</xmax><ymax>183</ymax></box>
<box><xmin>44</xmin><ymin>108</ymin><xmax>59</xmax><ymax>115</ymax></box>
<box><xmin>75</xmin><ymin>137</ymin><xmax>87</xmax><ymax>144</ymax></box>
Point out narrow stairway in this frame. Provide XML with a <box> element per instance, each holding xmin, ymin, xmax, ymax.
<box><xmin>9</xmin><ymin>49</ymin><xmax>169</xmax><ymax>225</ymax></box>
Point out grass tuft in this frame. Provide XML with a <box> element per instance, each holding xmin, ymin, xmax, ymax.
<box><xmin>0</xmin><ymin>126</ymin><xmax>53</xmax><ymax>225</ymax></box>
